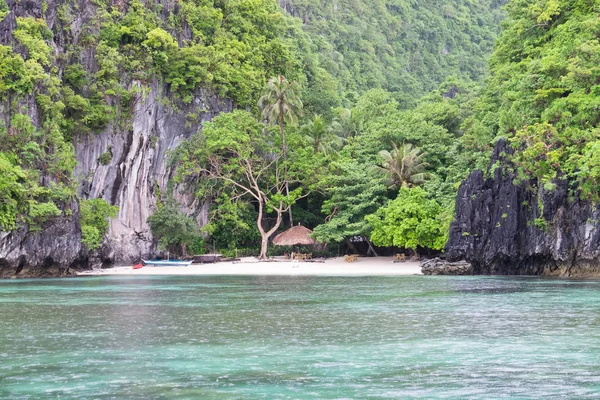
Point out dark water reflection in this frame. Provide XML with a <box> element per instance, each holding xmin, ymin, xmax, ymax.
<box><xmin>1</xmin><ymin>275</ymin><xmax>600</xmax><ymax>398</ymax></box>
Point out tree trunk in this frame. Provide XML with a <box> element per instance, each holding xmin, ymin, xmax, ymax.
<box><xmin>182</xmin><ymin>243</ymin><xmax>188</xmax><ymax>258</ymax></box>
<box><xmin>259</xmin><ymin>235</ymin><xmax>269</xmax><ymax>260</ymax></box>
<box><xmin>279</xmin><ymin>104</ymin><xmax>293</xmax><ymax>226</ymax></box>
<box><xmin>365</xmin><ymin>238</ymin><xmax>379</xmax><ymax>257</ymax></box>
<box><xmin>256</xmin><ymin>199</ymin><xmax>285</xmax><ymax>260</ymax></box>
<box><xmin>345</xmin><ymin>239</ymin><xmax>359</xmax><ymax>255</ymax></box>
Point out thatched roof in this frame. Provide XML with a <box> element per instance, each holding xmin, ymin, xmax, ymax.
<box><xmin>272</xmin><ymin>225</ymin><xmax>317</xmax><ymax>246</ymax></box>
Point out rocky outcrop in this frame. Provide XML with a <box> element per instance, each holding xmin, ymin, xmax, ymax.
<box><xmin>421</xmin><ymin>258</ymin><xmax>473</xmax><ymax>275</ymax></box>
<box><xmin>0</xmin><ymin>202</ymin><xmax>83</xmax><ymax>278</ymax></box>
<box><xmin>446</xmin><ymin>139</ymin><xmax>600</xmax><ymax>277</ymax></box>
<box><xmin>278</xmin><ymin>0</ymin><xmax>311</xmax><ymax>23</ymax></box>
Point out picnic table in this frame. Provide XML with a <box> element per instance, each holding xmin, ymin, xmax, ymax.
<box><xmin>293</xmin><ymin>253</ymin><xmax>313</xmax><ymax>261</ymax></box>
<box><xmin>344</xmin><ymin>254</ymin><xmax>359</xmax><ymax>263</ymax></box>
<box><xmin>393</xmin><ymin>253</ymin><xmax>406</xmax><ymax>262</ymax></box>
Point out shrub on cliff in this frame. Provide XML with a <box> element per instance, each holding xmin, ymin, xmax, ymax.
<box><xmin>80</xmin><ymin>199</ymin><xmax>118</xmax><ymax>251</ymax></box>
<box><xmin>0</xmin><ymin>153</ymin><xmax>26</xmax><ymax>231</ymax></box>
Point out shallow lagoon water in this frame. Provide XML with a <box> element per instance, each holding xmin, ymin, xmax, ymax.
<box><xmin>1</xmin><ymin>275</ymin><xmax>600</xmax><ymax>399</ymax></box>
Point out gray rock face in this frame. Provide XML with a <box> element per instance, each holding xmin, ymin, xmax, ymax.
<box><xmin>446</xmin><ymin>139</ymin><xmax>600</xmax><ymax>277</ymax></box>
<box><xmin>420</xmin><ymin>258</ymin><xmax>473</xmax><ymax>275</ymax></box>
<box><xmin>74</xmin><ymin>80</ymin><xmax>231</xmax><ymax>265</ymax></box>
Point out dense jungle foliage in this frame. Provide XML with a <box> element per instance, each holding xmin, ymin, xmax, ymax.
<box><xmin>9</xmin><ymin>0</ymin><xmax>592</xmax><ymax>257</ymax></box>
<box><xmin>463</xmin><ymin>0</ymin><xmax>600</xmax><ymax>203</ymax></box>
<box><xmin>172</xmin><ymin>0</ymin><xmax>600</xmax><ymax>256</ymax></box>
<box><xmin>281</xmin><ymin>0</ymin><xmax>505</xmax><ymax>109</ymax></box>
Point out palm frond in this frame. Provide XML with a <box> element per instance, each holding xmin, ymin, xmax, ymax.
<box><xmin>373</xmin><ymin>143</ymin><xmax>430</xmax><ymax>188</ymax></box>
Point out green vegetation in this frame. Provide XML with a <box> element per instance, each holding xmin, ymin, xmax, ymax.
<box><xmin>173</xmin><ymin>74</ymin><xmax>479</xmax><ymax>255</ymax></box>
<box><xmin>259</xmin><ymin>75</ymin><xmax>304</xmax><ymax>225</ymax></box>
<box><xmin>201</xmin><ymin>193</ymin><xmax>260</xmax><ymax>257</ymax></box>
<box><xmin>0</xmin><ymin>154</ymin><xmax>26</xmax><ymax>231</ymax></box>
<box><xmin>80</xmin><ymin>199</ymin><xmax>118</xmax><ymax>251</ymax></box>
<box><xmin>0</xmin><ymin>0</ymin><xmax>316</xmax><ymax>251</ymax></box>
<box><xmin>284</xmin><ymin>0</ymin><xmax>505</xmax><ymax>107</ymax></box>
<box><xmin>173</xmin><ymin>109</ymin><xmax>318</xmax><ymax>258</ymax></box>
<box><xmin>460</xmin><ymin>0</ymin><xmax>600</xmax><ymax>201</ymax></box>
<box><xmin>366</xmin><ymin>187</ymin><xmax>448</xmax><ymax>254</ymax></box>
<box><xmin>0</xmin><ymin>16</ymin><xmax>76</xmax><ymax>233</ymax></box>
<box><xmin>311</xmin><ymin>81</ymin><xmax>479</xmax><ymax>250</ymax></box>
<box><xmin>301</xmin><ymin>115</ymin><xmax>343</xmax><ymax>155</ymax></box>
<box><xmin>98</xmin><ymin>148</ymin><xmax>112</xmax><ymax>166</ymax></box>
<box><xmin>148</xmin><ymin>201</ymin><xmax>203</xmax><ymax>257</ymax></box>
<box><xmin>0</xmin><ymin>0</ymin><xmax>514</xmax><ymax>257</ymax></box>
<box><xmin>370</xmin><ymin>144</ymin><xmax>429</xmax><ymax>189</ymax></box>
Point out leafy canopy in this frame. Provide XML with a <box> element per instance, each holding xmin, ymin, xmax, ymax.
<box><xmin>370</xmin><ymin>144</ymin><xmax>429</xmax><ymax>189</ymax></box>
<box><xmin>461</xmin><ymin>0</ymin><xmax>600</xmax><ymax>199</ymax></box>
<box><xmin>366</xmin><ymin>187</ymin><xmax>448</xmax><ymax>252</ymax></box>
<box><xmin>148</xmin><ymin>201</ymin><xmax>202</xmax><ymax>256</ymax></box>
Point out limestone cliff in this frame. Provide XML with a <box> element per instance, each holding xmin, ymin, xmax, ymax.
<box><xmin>74</xmin><ymin>81</ymin><xmax>231</xmax><ymax>266</ymax></box>
<box><xmin>447</xmin><ymin>140</ymin><xmax>600</xmax><ymax>277</ymax></box>
<box><xmin>0</xmin><ymin>81</ymin><xmax>230</xmax><ymax>275</ymax></box>
<box><xmin>0</xmin><ymin>0</ymin><xmax>232</xmax><ymax>275</ymax></box>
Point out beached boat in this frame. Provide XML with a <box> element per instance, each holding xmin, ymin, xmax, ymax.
<box><xmin>141</xmin><ymin>260</ymin><xmax>193</xmax><ymax>267</ymax></box>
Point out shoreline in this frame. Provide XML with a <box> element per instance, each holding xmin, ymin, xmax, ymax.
<box><xmin>78</xmin><ymin>257</ymin><xmax>422</xmax><ymax>277</ymax></box>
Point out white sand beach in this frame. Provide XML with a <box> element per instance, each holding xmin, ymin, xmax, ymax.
<box><xmin>78</xmin><ymin>256</ymin><xmax>422</xmax><ymax>276</ymax></box>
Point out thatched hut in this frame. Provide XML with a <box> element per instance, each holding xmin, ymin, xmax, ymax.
<box><xmin>272</xmin><ymin>225</ymin><xmax>317</xmax><ymax>247</ymax></box>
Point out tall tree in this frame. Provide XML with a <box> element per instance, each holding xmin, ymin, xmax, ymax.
<box><xmin>312</xmin><ymin>159</ymin><xmax>387</xmax><ymax>255</ymax></box>
<box><xmin>370</xmin><ymin>143</ymin><xmax>429</xmax><ymax>189</ymax></box>
<box><xmin>259</xmin><ymin>75</ymin><xmax>303</xmax><ymax>225</ymax></box>
<box><xmin>176</xmin><ymin>111</ymin><xmax>309</xmax><ymax>259</ymax></box>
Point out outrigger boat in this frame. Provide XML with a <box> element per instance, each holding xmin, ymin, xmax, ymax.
<box><xmin>141</xmin><ymin>259</ymin><xmax>193</xmax><ymax>267</ymax></box>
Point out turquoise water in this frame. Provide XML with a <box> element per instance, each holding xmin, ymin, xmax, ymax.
<box><xmin>1</xmin><ymin>276</ymin><xmax>600</xmax><ymax>399</ymax></box>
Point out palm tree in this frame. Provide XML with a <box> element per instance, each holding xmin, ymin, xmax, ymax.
<box><xmin>259</xmin><ymin>75</ymin><xmax>303</xmax><ymax>157</ymax></box>
<box><xmin>330</xmin><ymin>108</ymin><xmax>363</xmax><ymax>139</ymax></box>
<box><xmin>370</xmin><ymin>143</ymin><xmax>429</xmax><ymax>189</ymax></box>
<box><xmin>259</xmin><ymin>75</ymin><xmax>303</xmax><ymax>225</ymax></box>
<box><xmin>300</xmin><ymin>115</ymin><xmax>343</xmax><ymax>155</ymax></box>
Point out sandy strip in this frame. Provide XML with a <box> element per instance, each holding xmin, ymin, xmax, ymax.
<box><xmin>78</xmin><ymin>257</ymin><xmax>422</xmax><ymax>276</ymax></box>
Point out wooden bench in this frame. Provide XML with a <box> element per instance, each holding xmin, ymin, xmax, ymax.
<box><xmin>344</xmin><ymin>254</ymin><xmax>359</xmax><ymax>263</ymax></box>
<box><xmin>393</xmin><ymin>253</ymin><xmax>406</xmax><ymax>263</ymax></box>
